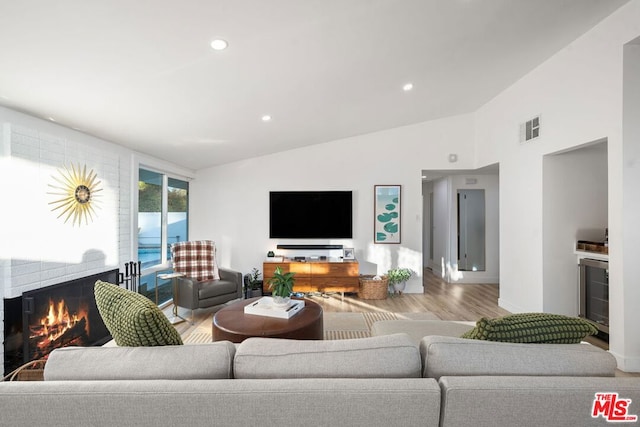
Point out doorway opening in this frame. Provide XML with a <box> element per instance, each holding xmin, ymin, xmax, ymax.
<box><xmin>421</xmin><ymin>164</ymin><xmax>499</xmax><ymax>285</ymax></box>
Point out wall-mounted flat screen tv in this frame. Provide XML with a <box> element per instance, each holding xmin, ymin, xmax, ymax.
<box><xmin>269</xmin><ymin>191</ymin><xmax>353</xmax><ymax>239</ymax></box>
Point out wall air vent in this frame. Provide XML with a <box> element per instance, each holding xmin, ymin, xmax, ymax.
<box><xmin>520</xmin><ymin>115</ymin><xmax>541</xmax><ymax>143</ymax></box>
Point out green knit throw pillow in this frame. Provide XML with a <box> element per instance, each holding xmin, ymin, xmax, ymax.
<box><xmin>461</xmin><ymin>313</ymin><xmax>598</xmax><ymax>344</ymax></box>
<box><xmin>94</xmin><ymin>280</ymin><xmax>183</xmax><ymax>346</ymax></box>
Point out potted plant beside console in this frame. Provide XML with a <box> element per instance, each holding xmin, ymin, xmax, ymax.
<box><xmin>267</xmin><ymin>266</ymin><xmax>296</xmax><ymax>306</ymax></box>
<box><xmin>387</xmin><ymin>268</ymin><xmax>413</xmax><ymax>295</ymax></box>
<box><xmin>244</xmin><ymin>268</ymin><xmax>263</xmax><ymax>298</ymax></box>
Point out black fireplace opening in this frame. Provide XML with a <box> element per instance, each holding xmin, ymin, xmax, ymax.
<box><xmin>3</xmin><ymin>269</ymin><xmax>118</xmax><ymax>376</ymax></box>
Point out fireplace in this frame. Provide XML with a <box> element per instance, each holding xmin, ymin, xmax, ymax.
<box><xmin>3</xmin><ymin>269</ymin><xmax>118</xmax><ymax>376</ymax></box>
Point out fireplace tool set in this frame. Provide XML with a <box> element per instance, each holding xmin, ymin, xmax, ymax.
<box><xmin>119</xmin><ymin>261</ymin><xmax>142</xmax><ymax>292</ymax></box>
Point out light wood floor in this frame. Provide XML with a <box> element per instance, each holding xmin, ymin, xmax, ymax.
<box><xmin>167</xmin><ymin>269</ymin><xmax>509</xmax><ymax>337</ymax></box>
<box><xmin>166</xmin><ymin>270</ymin><xmax>639</xmax><ymax>377</ymax></box>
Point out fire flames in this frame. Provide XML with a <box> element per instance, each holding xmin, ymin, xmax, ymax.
<box><xmin>31</xmin><ymin>298</ymin><xmax>89</xmax><ymax>349</ymax></box>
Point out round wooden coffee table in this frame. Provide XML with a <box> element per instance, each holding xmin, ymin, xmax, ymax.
<box><xmin>212</xmin><ymin>297</ymin><xmax>323</xmax><ymax>343</ymax></box>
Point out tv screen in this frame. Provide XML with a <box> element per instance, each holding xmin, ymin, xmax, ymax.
<box><xmin>270</xmin><ymin>191</ymin><xmax>353</xmax><ymax>239</ymax></box>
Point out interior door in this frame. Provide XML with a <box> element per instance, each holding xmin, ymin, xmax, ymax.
<box><xmin>458</xmin><ymin>189</ymin><xmax>485</xmax><ymax>271</ymax></box>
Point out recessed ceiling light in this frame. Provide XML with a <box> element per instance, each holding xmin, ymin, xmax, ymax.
<box><xmin>403</xmin><ymin>83</ymin><xmax>414</xmax><ymax>91</ymax></box>
<box><xmin>210</xmin><ymin>39</ymin><xmax>228</xmax><ymax>50</ymax></box>
<box><xmin>261</xmin><ymin>115</ymin><xmax>272</xmax><ymax>122</ymax></box>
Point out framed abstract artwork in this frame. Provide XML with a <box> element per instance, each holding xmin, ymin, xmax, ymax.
<box><xmin>374</xmin><ymin>185</ymin><xmax>401</xmax><ymax>244</ymax></box>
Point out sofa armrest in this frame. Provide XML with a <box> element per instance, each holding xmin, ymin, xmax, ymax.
<box><xmin>439</xmin><ymin>376</ymin><xmax>640</xmax><ymax>427</ymax></box>
<box><xmin>219</xmin><ymin>267</ymin><xmax>243</xmax><ymax>298</ymax></box>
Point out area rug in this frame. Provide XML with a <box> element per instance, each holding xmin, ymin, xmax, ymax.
<box><xmin>183</xmin><ymin>311</ymin><xmax>439</xmax><ymax>344</ymax></box>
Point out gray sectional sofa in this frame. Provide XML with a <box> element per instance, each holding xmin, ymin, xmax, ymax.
<box><xmin>1</xmin><ymin>328</ymin><xmax>639</xmax><ymax>426</ymax></box>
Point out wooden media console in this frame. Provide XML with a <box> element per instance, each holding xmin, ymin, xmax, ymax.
<box><xmin>263</xmin><ymin>260</ymin><xmax>359</xmax><ymax>295</ymax></box>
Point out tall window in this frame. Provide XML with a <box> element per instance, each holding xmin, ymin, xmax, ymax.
<box><xmin>138</xmin><ymin>169</ymin><xmax>163</xmax><ymax>268</ymax></box>
<box><xmin>138</xmin><ymin>168</ymin><xmax>189</xmax><ymax>304</ymax></box>
<box><xmin>138</xmin><ymin>169</ymin><xmax>189</xmax><ymax>267</ymax></box>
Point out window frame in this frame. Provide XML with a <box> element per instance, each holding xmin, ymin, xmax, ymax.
<box><xmin>133</xmin><ymin>158</ymin><xmax>192</xmax><ymax>277</ymax></box>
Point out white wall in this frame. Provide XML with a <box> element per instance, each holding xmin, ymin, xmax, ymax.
<box><xmin>620</xmin><ymin>38</ymin><xmax>640</xmax><ymax>371</ymax></box>
<box><xmin>0</xmin><ymin>109</ymin><xmax>132</xmax><ymax>297</ymax></box>
<box><xmin>190</xmin><ymin>113</ymin><xmax>476</xmax><ymax>294</ymax></box>
<box><xmin>474</xmin><ymin>1</ymin><xmax>640</xmax><ymax>370</ymax></box>
<box><xmin>542</xmin><ymin>142</ymin><xmax>608</xmax><ymax>315</ymax></box>
<box><xmin>0</xmin><ymin>106</ymin><xmax>133</xmax><ymax>375</ymax></box>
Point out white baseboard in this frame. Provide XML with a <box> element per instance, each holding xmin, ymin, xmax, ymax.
<box><xmin>450</xmin><ymin>276</ymin><xmax>499</xmax><ymax>284</ymax></box>
<box><xmin>497</xmin><ymin>297</ymin><xmax>526</xmax><ymax>314</ymax></box>
<box><xmin>609</xmin><ymin>349</ymin><xmax>640</xmax><ymax>373</ymax></box>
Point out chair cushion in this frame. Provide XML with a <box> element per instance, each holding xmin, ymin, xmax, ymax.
<box><xmin>198</xmin><ymin>279</ymin><xmax>239</xmax><ymax>299</ymax></box>
<box><xmin>460</xmin><ymin>313</ymin><xmax>598</xmax><ymax>344</ymax></box>
<box><xmin>94</xmin><ymin>280</ymin><xmax>183</xmax><ymax>346</ymax></box>
<box><xmin>234</xmin><ymin>333</ymin><xmax>421</xmax><ymax>379</ymax></box>
<box><xmin>171</xmin><ymin>240</ymin><xmax>220</xmax><ymax>281</ymax></box>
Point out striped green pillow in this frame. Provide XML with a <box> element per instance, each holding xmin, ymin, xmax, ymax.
<box><xmin>94</xmin><ymin>280</ymin><xmax>183</xmax><ymax>346</ymax></box>
<box><xmin>461</xmin><ymin>313</ymin><xmax>598</xmax><ymax>344</ymax></box>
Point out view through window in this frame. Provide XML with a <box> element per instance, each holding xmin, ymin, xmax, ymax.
<box><xmin>138</xmin><ymin>168</ymin><xmax>189</xmax><ymax>305</ymax></box>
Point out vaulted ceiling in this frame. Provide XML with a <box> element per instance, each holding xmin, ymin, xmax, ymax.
<box><xmin>0</xmin><ymin>0</ymin><xmax>630</xmax><ymax>169</ymax></box>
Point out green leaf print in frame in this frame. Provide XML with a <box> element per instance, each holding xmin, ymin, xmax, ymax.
<box><xmin>374</xmin><ymin>185</ymin><xmax>401</xmax><ymax>244</ymax></box>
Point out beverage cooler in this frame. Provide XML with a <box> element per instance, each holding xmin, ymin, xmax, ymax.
<box><xmin>579</xmin><ymin>258</ymin><xmax>609</xmax><ymax>334</ymax></box>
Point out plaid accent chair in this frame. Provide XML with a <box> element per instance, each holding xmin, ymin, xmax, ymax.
<box><xmin>171</xmin><ymin>240</ymin><xmax>242</xmax><ymax>319</ymax></box>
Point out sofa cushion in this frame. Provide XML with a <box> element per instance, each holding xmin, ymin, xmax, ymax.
<box><xmin>171</xmin><ymin>240</ymin><xmax>220</xmax><ymax>281</ymax></box>
<box><xmin>94</xmin><ymin>280</ymin><xmax>183</xmax><ymax>346</ymax></box>
<box><xmin>420</xmin><ymin>335</ymin><xmax>617</xmax><ymax>379</ymax></box>
<box><xmin>461</xmin><ymin>313</ymin><xmax>598</xmax><ymax>344</ymax></box>
<box><xmin>234</xmin><ymin>333</ymin><xmax>421</xmax><ymax>379</ymax></box>
<box><xmin>44</xmin><ymin>342</ymin><xmax>235</xmax><ymax>380</ymax></box>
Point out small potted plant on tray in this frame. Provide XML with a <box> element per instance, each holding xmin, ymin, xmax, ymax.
<box><xmin>268</xmin><ymin>266</ymin><xmax>296</xmax><ymax>306</ymax></box>
<box><xmin>387</xmin><ymin>267</ymin><xmax>413</xmax><ymax>295</ymax></box>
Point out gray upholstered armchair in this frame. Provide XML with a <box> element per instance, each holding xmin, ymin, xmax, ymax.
<box><xmin>170</xmin><ymin>240</ymin><xmax>242</xmax><ymax>318</ymax></box>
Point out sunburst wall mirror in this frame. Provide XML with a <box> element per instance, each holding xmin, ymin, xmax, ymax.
<box><xmin>48</xmin><ymin>163</ymin><xmax>102</xmax><ymax>226</ymax></box>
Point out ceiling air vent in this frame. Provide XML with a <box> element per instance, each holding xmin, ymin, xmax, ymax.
<box><xmin>520</xmin><ymin>115</ymin><xmax>540</xmax><ymax>143</ymax></box>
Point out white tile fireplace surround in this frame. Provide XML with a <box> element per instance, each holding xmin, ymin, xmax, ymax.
<box><xmin>0</xmin><ymin>119</ymin><xmax>132</xmax><ymax>376</ymax></box>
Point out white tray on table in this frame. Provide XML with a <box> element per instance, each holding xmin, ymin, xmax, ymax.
<box><xmin>244</xmin><ymin>297</ymin><xmax>305</xmax><ymax>319</ymax></box>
